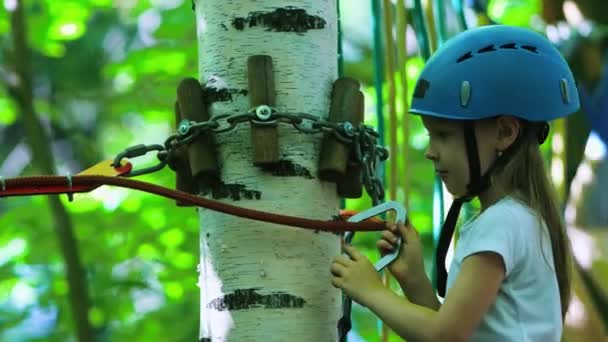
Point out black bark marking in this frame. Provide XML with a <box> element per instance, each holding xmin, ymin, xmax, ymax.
<box><xmin>201</xmin><ymin>86</ymin><xmax>247</xmax><ymax>103</ymax></box>
<box><xmin>202</xmin><ymin>76</ymin><xmax>248</xmax><ymax>103</ymax></box>
<box><xmin>199</xmin><ymin>339</ymin><xmax>211</xmax><ymax>342</ymax></box>
<box><xmin>207</xmin><ymin>288</ymin><xmax>306</xmax><ymax>311</ymax></box>
<box><xmin>259</xmin><ymin>159</ymin><xmax>314</xmax><ymax>179</ymax></box>
<box><xmin>202</xmin><ymin>182</ymin><xmax>262</xmax><ymax>201</ymax></box>
<box><xmin>232</xmin><ymin>7</ymin><xmax>326</xmax><ymax>33</ymax></box>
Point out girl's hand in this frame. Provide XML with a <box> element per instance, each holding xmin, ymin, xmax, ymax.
<box><xmin>376</xmin><ymin>220</ymin><xmax>426</xmax><ymax>287</ymax></box>
<box><xmin>330</xmin><ymin>245</ymin><xmax>385</xmax><ymax>307</ymax></box>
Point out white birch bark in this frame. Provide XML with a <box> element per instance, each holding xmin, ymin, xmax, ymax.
<box><xmin>194</xmin><ymin>1</ymin><xmax>341</xmax><ymax>341</ymax></box>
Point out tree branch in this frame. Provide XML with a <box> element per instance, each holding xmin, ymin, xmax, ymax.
<box><xmin>541</xmin><ymin>0</ymin><xmax>565</xmax><ymax>24</ymax></box>
<box><xmin>8</xmin><ymin>1</ymin><xmax>94</xmax><ymax>340</ymax></box>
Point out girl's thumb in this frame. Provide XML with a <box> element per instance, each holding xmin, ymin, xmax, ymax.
<box><xmin>397</xmin><ymin>220</ymin><xmax>409</xmax><ymax>237</ymax></box>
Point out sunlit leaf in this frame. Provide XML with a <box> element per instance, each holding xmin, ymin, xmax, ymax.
<box><xmin>48</xmin><ymin>21</ymin><xmax>86</xmax><ymax>41</ymax></box>
<box><xmin>487</xmin><ymin>0</ymin><xmax>541</xmax><ymax>27</ymax></box>
<box><xmin>62</xmin><ymin>193</ymin><xmax>102</xmax><ymax>213</ymax></box>
<box><xmin>0</xmin><ymin>98</ymin><xmax>17</xmax><ymax>125</ymax></box>
<box><xmin>0</xmin><ymin>15</ymin><xmax>8</xmax><ymax>34</ymax></box>
<box><xmin>89</xmin><ymin>0</ymin><xmax>114</xmax><ymax>7</ymax></box>
<box><xmin>88</xmin><ymin>306</ymin><xmax>105</xmax><ymax>327</ymax></box>
<box><xmin>138</xmin><ymin>50</ymin><xmax>187</xmax><ymax>75</ymax></box>
<box><xmin>53</xmin><ymin>278</ymin><xmax>69</xmax><ymax>296</ymax></box>
<box><xmin>171</xmin><ymin>251</ymin><xmax>195</xmax><ymax>269</ymax></box>
<box><xmin>164</xmin><ymin>281</ymin><xmax>183</xmax><ymax>300</ymax></box>
<box><xmin>142</xmin><ymin>207</ymin><xmax>167</xmax><ymax>230</ymax></box>
<box><xmin>159</xmin><ymin>228</ymin><xmax>184</xmax><ymax>248</ymax></box>
<box><xmin>137</xmin><ymin>243</ymin><xmax>160</xmax><ymax>260</ymax></box>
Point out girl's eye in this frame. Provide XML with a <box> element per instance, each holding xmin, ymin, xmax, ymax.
<box><xmin>427</xmin><ymin>131</ymin><xmax>450</xmax><ymax>139</ymax></box>
<box><xmin>437</xmin><ymin>131</ymin><xmax>450</xmax><ymax>139</ymax></box>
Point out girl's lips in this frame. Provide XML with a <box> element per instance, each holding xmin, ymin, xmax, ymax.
<box><xmin>436</xmin><ymin>170</ymin><xmax>448</xmax><ymax>179</ymax></box>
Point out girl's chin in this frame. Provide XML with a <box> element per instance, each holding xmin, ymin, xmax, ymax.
<box><xmin>443</xmin><ymin>183</ymin><xmax>467</xmax><ymax>198</ymax></box>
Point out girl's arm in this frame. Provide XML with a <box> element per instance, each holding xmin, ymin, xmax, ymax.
<box><xmin>365</xmin><ymin>251</ymin><xmax>505</xmax><ymax>342</ymax></box>
<box><xmin>397</xmin><ymin>272</ymin><xmax>441</xmax><ymax>311</ymax></box>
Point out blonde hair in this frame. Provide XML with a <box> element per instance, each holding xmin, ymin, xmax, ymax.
<box><xmin>491</xmin><ymin>127</ymin><xmax>572</xmax><ymax>319</ymax></box>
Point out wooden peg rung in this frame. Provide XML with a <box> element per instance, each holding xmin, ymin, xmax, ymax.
<box><xmin>337</xmin><ymin>90</ymin><xmax>365</xmax><ymax>198</ymax></box>
<box><xmin>173</xmin><ymin>101</ymin><xmax>197</xmax><ymax>206</ymax></box>
<box><xmin>177</xmin><ymin>77</ymin><xmax>219</xmax><ymax>192</ymax></box>
<box><xmin>318</xmin><ymin>77</ymin><xmax>361</xmax><ymax>183</ymax></box>
<box><xmin>248</xmin><ymin>55</ymin><xmax>279</xmax><ymax>165</ymax></box>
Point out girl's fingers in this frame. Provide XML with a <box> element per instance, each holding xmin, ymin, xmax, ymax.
<box><xmin>384</xmin><ymin>221</ymin><xmax>396</xmax><ymax>233</ymax></box>
<box><xmin>381</xmin><ymin>230</ymin><xmax>398</xmax><ymax>242</ymax></box>
<box><xmin>401</xmin><ymin>219</ymin><xmax>419</xmax><ymax>235</ymax></box>
<box><xmin>397</xmin><ymin>220</ymin><xmax>413</xmax><ymax>238</ymax></box>
<box><xmin>342</xmin><ymin>244</ymin><xmax>362</xmax><ymax>260</ymax></box>
<box><xmin>334</xmin><ymin>255</ymin><xmax>353</xmax><ymax>266</ymax></box>
<box><xmin>376</xmin><ymin>240</ymin><xmax>395</xmax><ymax>253</ymax></box>
<box><xmin>330</xmin><ymin>262</ymin><xmax>347</xmax><ymax>277</ymax></box>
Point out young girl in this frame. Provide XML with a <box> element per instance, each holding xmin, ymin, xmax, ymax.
<box><xmin>330</xmin><ymin>25</ymin><xmax>578</xmax><ymax>341</ymax></box>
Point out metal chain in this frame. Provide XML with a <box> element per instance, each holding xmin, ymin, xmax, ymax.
<box><xmin>115</xmin><ymin>105</ymin><xmax>388</xmax><ymax>202</ymax></box>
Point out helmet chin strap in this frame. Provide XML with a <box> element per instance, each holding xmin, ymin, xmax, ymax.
<box><xmin>435</xmin><ymin>121</ymin><xmax>481</xmax><ymax>297</ymax></box>
<box><xmin>435</xmin><ymin>120</ymin><xmax>548</xmax><ymax>297</ymax></box>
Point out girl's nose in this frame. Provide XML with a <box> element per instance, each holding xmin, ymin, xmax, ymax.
<box><xmin>424</xmin><ymin>146</ymin><xmax>438</xmax><ymax>161</ymax></box>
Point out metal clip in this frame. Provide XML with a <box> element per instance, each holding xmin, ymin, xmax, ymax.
<box><xmin>344</xmin><ymin>201</ymin><xmax>405</xmax><ymax>271</ymax></box>
<box><xmin>112</xmin><ymin>144</ymin><xmax>168</xmax><ymax>177</ymax></box>
<box><xmin>338</xmin><ymin>201</ymin><xmax>406</xmax><ymax>342</ymax></box>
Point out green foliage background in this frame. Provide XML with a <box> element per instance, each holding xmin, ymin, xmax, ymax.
<box><xmin>0</xmin><ymin>0</ymin><xmax>565</xmax><ymax>341</ymax></box>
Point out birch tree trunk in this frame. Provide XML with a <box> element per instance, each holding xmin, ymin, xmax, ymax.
<box><xmin>194</xmin><ymin>1</ymin><xmax>341</xmax><ymax>341</ymax></box>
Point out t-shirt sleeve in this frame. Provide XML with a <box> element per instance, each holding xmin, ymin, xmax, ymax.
<box><xmin>460</xmin><ymin>208</ymin><xmax>523</xmax><ymax>277</ymax></box>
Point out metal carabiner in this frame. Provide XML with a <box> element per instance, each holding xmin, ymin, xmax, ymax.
<box><xmin>344</xmin><ymin>200</ymin><xmax>406</xmax><ymax>271</ymax></box>
<box><xmin>338</xmin><ymin>201</ymin><xmax>407</xmax><ymax>342</ymax></box>
<box><xmin>112</xmin><ymin>144</ymin><xmax>167</xmax><ymax>177</ymax></box>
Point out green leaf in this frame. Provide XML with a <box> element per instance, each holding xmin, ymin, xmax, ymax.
<box><xmin>0</xmin><ymin>98</ymin><xmax>17</xmax><ymax>125</ymax></box>
<box><xmin>0</xmin><ymin>15</ymin><xmax>9</xmax><ymax>35</ymax></box>
<box><xmin>53</xmin><ymin>278</ymin><xmax>69</xmax><ymax>296</ymax></box>
<box><xmin>170</xmin><ymin>251</ymin><xmax>195</xmax><ymax>270</ymax></box>
<box><xmin>488</xmin><ymin>0</ymin><xmax>541</xmax><ymax>27</ymax></box>
<box><xmin>142</xmin><ymin>207</ymin><xmax>167</xmax><ymax>230</ymax></box>
<box><xmin>164</xmin><ymin>281</ymin><xmax>184</xmax><ymax>300</ymax></box>
<box><xmin>159</xmin><ymin>228</ymin><xmax>185</xmax><ymax>248</ymax></box>
<box><xmin>89</xmin><ymin>0</ymin><xmax>114</xmax><ymax>7</ymax></box>
<box><xmin>137</xmin><ymin>243</ymin><xmax>160</xmax><ymax>260</ymax></box>
<box><xmin>48</xmin><ymin>21</ymin><xmax>86</xmax><ymax>40</ymax></box>
<box><xmin>88</xmin><ymin>306</ymin><xmax>105</xmax><ymax>327</ymax></box>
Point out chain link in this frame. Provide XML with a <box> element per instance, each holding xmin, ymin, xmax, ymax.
<box><xmin>116</xmin><ymin>106</ymin><xmax>388</xmax><ymax>202</ymax></box>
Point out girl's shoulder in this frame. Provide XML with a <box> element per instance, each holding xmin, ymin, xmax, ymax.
<box><xmin>462</xmin><ymin>196</ymin><xmax>540</xmax><ymax>234</ymax></box>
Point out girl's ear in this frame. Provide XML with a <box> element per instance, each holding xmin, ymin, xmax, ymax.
<box><xmin>496</xmin><ymin>116</ymin><xmax>520</xmax><ymax>152</ymax></box>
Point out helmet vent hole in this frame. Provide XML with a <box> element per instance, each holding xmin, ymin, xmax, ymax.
<box><xmin>478</xmin><ymin>45</ymin><xmax>496</xmax><ymax>53</ymax></box>
<box><xmin>521</xmin><ymin>45</ymin><xmax>538</xmax><ymax>53</ymax></box>
<box><xmin>457</xmin><ymin>51</ymin><xmax>473</xmax><ymax>63</ymax></box>
<box><xmin>499</xmin><ymin>43</ymin><xmax>517</xmax><ymax>49</ymax></box>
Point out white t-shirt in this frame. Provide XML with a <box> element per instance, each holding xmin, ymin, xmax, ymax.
<box><xmin>446</xmin><ymin>196</ymin><xmax>562</xmax><ymax>342</ymax></box>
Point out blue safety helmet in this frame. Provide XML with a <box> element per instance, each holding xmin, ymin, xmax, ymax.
<box><xmin>410</xmin><ymin>25</ymin><xmax>580</xmax><ymax>121</ymax></box>
<box><xmin>410</xmin><ymin>25</ymin><xmax>581</xmax><ymax>298</ymax></box>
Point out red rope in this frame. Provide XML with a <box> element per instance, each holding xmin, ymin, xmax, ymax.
<box><xmin>0</xmin><ymin>175</ymin><xmax>385</xmax><ymax>232</ymax></box>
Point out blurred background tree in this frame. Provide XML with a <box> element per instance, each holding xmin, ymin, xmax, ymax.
<box><xmin>0</xmin><ymin>0</ymin><xmax>606</xmax><ymax>341</ymax></box>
